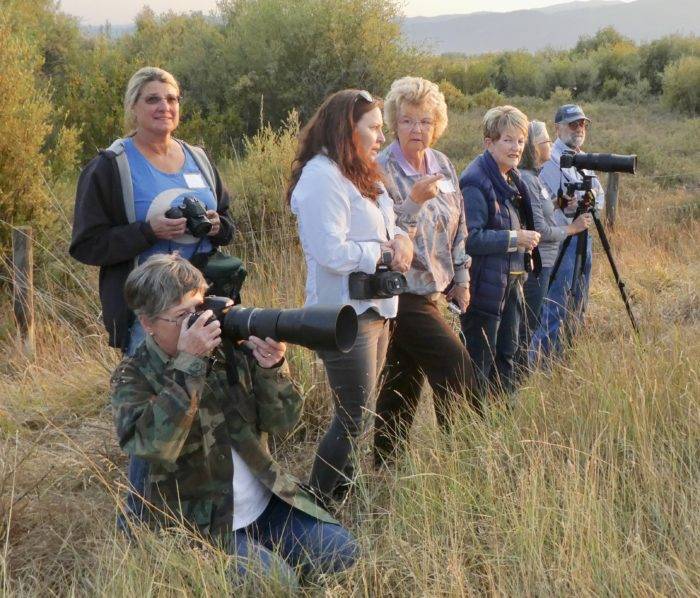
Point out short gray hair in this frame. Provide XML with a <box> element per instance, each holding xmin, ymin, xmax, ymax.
<box><xmin>124</xmin><ymin>254</ymin><xmax>207</xmax><ymax>319</ymax></box>
<box><xmin>123</xmin><ymin>66</ymin><xmax>180</xmax><ymax>135</ymax></box>
<box><xmin>482</xmin><ymin>105</ymin><xmax>529</xmax><ymax>141</ymax></box>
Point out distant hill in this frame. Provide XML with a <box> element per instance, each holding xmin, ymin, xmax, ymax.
<box><xmin>402</xmin><ymin>0</ymin><xmax>698</xmax><ymax>55</ymax></box>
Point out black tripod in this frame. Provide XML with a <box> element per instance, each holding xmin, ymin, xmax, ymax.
<box><xmin>549</xmin><ymin>175</ymin><xmax>639</xmax><ymax>334</ymax></box>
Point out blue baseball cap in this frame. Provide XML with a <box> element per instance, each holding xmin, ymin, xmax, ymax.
<box><xmin>554</xmin><ymin>104</ymin><xmax>591</xmax><ymax>124</ymax></box>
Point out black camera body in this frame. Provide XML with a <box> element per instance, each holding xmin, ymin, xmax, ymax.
<box><xmin>165</xmin><ymin>196</ymin><xmax>212</xmax><ymax>237</ymax></box>
<box><xmin>188</xmin><ymin>296</ymin><xmax>358</xmax><ymax>353</ymax></box>
<box><xmin>348</xmin><ymin>266</ymin><xmax>407</xmax><ymax>300</ymax></box>
<box><xmin>560</xmin><ymin>151</ymin><xmax>636</xmax><ymax>174</ymax></box>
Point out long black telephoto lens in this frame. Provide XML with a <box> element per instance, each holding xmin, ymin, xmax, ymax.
<box><xmin>222</xmin><ymin>303</ymin><xmax>358</xmax><ymax>353</ymax></box>
<box><xmin>564</xmin><ymin>152</ymin><xmax>637</xmax><ymax>174</ymax></box>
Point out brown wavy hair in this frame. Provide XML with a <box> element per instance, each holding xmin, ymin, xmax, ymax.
<box><xmin>286</xmin><ymin>89</ymin><xmax>384</xmax><ymax>203</ymax></box>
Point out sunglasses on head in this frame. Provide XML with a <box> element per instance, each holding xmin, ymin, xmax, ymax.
<box><xmin>354</xmin><ymin>90</ymin><xmax>373</xmax><ymax>104</ymax></box>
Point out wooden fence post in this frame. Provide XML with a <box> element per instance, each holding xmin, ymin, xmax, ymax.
<box><xmin>606</xmin><ymin>172</ymin><xmax>620</xmax><ymax>229</ymax></box>
<box><xmin>12</xmin><ymin>226</ymin><xmax>35</xmax><ymax>359</ymax></box>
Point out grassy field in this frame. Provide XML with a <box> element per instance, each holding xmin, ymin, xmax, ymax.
<box><xmin>1</xmin><ymin>98</ymin><xmax>698</xmax><ymax>595</ymax></box>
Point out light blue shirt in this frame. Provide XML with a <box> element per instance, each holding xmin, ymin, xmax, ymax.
<box><xmin>124</xmin><ymin>138</ymin><xmax>217</xmax><ymax>264</ymax></box>
<box><xmin>290</xmin><ymin>154</ymin><xmax>407</xmax><ymax>318</ymax></box>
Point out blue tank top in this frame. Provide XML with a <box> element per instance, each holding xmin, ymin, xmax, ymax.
<box><xmin>124</xmin><ymin>138</ymin><xmax>217</xmax><ymax>264</ymax></box>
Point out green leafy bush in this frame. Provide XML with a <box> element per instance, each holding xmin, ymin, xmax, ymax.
<box><xmin>439</xmin><ymin>80</ymin><xmax>472</xmax><ymax>111</ymax></box>
<box><xmin>471</xmin><ymin>87</ymin><xmax>505</xmax><ymax>109</ymax></box>
<box><xmin>0</xmin><ymin>3</ymin><xmax>78</xmax><ymax>253</ymax></box>
<box><xmin>662</xmin><ymin>55</ymin><xmax>700</xmax><ymax>116</ymax></box>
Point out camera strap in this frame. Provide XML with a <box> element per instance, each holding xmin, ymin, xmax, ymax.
<box><xmin>221</xmin><ymin>339</ymin><xmax>240</xmax><ymax>386</ymax></box>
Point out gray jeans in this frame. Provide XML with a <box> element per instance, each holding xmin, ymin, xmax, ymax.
<box><xmin>310</xmin><ymin>310</ymin><xmax>390</xmax><ymax>502</ymax></box>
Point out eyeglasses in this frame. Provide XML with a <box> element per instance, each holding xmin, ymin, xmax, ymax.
<box><xmin>142</xmin><ymin>94</ymin><xmax>181</xmax><ymax>106</ymax></box>
<box><xmin>567</xmin><ymin>119</ymin><xmax>589</xmax><ymax>130</ymax></box>
<box><xmin>155</xmin><ymin>309</ymin><xmax>195</xmax><ymax>326</ymax></box>
<box><xmin>397</xmin><ymin>117</ymin><xmax>435</xmax><ymax>130</ymax></box>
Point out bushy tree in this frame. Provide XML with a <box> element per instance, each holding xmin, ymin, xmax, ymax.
<box><xmin>640</xmin><ymin>35</ymin><xmax>700</xmax><ymax>94</ymax></box>
<box><xmin>493</xmin><ymin>51</ymin><xmax>543</xmax><ymax>97</ymax></box>
<box><xmin>591</xmin><ymin>41</ymin><xmax>641</xmax><ymax>94</ymax></box>
<box><xmin>662</xmin><ymin>56</ymin><xmax>700</xmax><ymax>116</ymax></box>
<box><xmin>217</xmin><ymin>0</ymin><xmax>424</xmax><ymax>131</ymax></box>
<box><xmin>438</xmin><ymin>80</ymin><xmax>472</xmax><ymax>111</ymax></box>
<box><xmin>573</xmin><ymin>26</ymin><xmax>630</xmax><ymax>55</ymax></box>
<box><xmin>462</xmin><ymin>56</ymin><xmax>498</xmax><ymax>95</ymax></box>
<box><xmin>0</xmin><ymin>2</ymin><xmax>78</xmax><ymax>251</ymax></box>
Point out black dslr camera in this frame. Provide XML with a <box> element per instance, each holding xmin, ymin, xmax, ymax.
<box><xmin>348</xmin><ymin>259</ymin><xmax>407</xmax><ymax>299</ymax></box>
<box><xmin>165</xmin><ymin>196</ymin><xmax>212</xmax><ymax>237</ymax></box>
<box><xmin>188</xmin><ymin>296</ymin><xmax>358</xmax><ymax>353</ymax></box>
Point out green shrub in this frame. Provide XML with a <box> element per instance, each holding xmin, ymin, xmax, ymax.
<box><xmin>615</xmin><ymin>79</ymin><xmax>651</xmax><ymax>105</ymax></box>
<box><xmin>0</xmin><ymin>4</ymin><xmax>77</xmax><ymax>253</ymax></box>
<box><xmin>549</xmin><ymin>86</ymin><xmax>573</xmax><ymax>105</ymax></box>
<box><xmin>462</xmin><ymin>56</ymin><xmax>498</xmax><ymax>95</ymax></box>
<box><xmin>640</xmin><ymin>35</ymin><xmax>700</xmax><ymax>93</ymax></box>
<box><xmin>470</xmin><ymin>87</ymin><xmax>505</xmax><ymax>109</ymax></box>
<box><xmin>494</xmin><ymin>51</ymin><xmax>544</xmax><ymax>97</ymax></box>
<box><xmin>439</xmin><ymin>80</ymin><xmax>472</xmax><ymax>111</ymax></box>
<box><xmin>662</xmin><ymin>55</ymin><xmax>700</xmax><ymax>116</ymax></box>
<box><xmin>219</xmin><ymin>111</ymin><xmax>300</xmax><ymax>234</ymax></box>
<box><xmin>218</xmin><ymin>0</ymin><xmax>424</xmax><ymax>131</ymax></box>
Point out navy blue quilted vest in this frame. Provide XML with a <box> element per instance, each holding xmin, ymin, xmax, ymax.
<box><xmin>460</xmin><ymin>153</ymin><xmax>513</xmax><ymax>318</ymax></box>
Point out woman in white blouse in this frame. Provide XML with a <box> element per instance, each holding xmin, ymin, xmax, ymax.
<box><xmin>287</xmin><ymin>90</ymin><xmax>413</xmax><ymax>504</ymax></box>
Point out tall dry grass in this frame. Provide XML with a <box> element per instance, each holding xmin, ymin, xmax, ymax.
<box><xmin>0</xmin><ymin>99</ymin><xmax>698</xmax><ymax>596</ymax></box>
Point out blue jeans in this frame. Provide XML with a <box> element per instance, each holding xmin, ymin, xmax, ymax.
<box><xmin>228</xmin><ymin>494</ymin><xmax>358</xmax><ymax>589</ymax></box>
<box><xmin>122</xmin><ymin>320</ymin><xmax>150</xmax><ymax>525</ymax></box>
<box><xmin>530</xmin><ymin>234</ymin><xmax>592</xmax><ymax>362</ymax></box>
<box><xmin>460</xmin><ymin>274</ymin><xmax>524</xmax><ymax>400</ymax></box>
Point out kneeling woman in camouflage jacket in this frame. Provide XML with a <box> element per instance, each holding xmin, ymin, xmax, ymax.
<box><xmin>110</xmin><ymin>253</ymin><xmax>357</xmax><ymax>587</ymax></box>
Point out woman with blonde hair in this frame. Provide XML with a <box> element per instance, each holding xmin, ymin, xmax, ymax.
<box><xmin>70</xmin><ymin>66</ymin><xmax>234</xmax><ymax>523</ymax></box>
<box><xmin>459</xmin><ymin>105</ymin><xmax>541</xmax><ymax>403</ymax></box>
<box><xmin>373</xmin><ymin>76</ymin><xmax>477</xmax><ymax>465</ymax></box>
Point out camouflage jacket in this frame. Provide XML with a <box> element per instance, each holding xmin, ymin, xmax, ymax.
<box><xmin>110</xmin><ymin>334</ymin><xmax>335</xmax><ymax>538</ymax></box>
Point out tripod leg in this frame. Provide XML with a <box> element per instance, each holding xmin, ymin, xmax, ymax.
<box><xmin>549</xmin><ymin>204</ymin><xmax>585</xmax><ymax>286</ymax></box>
<box><xmin>591</xmin><ymin>211</ymin><xmax>639</xmax><ymax>334</ymax></box>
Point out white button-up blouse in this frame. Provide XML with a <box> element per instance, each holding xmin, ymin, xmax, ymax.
<box><xmin>290</xmin><ymin>154</ymin><xmax>407</xmax><ymax>319</ymax></box>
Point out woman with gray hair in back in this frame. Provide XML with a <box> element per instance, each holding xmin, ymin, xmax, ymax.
<box><xmin>373</xmin><ymin>76</ymin><xmax>478</xmax><ymax>466</ymax></box>
<box><xmin>516</xmin><ymin>120</ymin><xmax>591</xmax><ymax>373</ymax></box>
<box><xmin>70</xmin><ymin>66</ymin><xmax>234</xmax><ymax>526</ymax></box>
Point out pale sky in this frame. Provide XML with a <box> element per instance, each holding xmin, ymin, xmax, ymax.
<box><xmin>58</xmin><ymin>0</ymin><xmax>634</xmax><ymax>26</ymax></box>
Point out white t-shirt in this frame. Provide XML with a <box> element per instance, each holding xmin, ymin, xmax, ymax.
<box><xmin>290</xmin><ymin>154</ymin><xmax>407</xmax><ymax>319</ymax></box>
<box><xmin>231</xmin><ymin>448</ymin><xmax>272</xmax><ymax>530</ymax></box>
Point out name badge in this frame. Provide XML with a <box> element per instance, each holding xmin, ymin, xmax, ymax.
<box><xmin>437</xmin><ymin>178</ymin><xmax>456</xmax><ymax>194</ymax></box>
<box><xmin>184</xmin><ymin>173</ymin><xmax>207</xmax><ymax>189</ymax></box>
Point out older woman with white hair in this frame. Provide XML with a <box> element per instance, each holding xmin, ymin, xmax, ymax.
<box><xmin>373</xmin><ymin>76</ymin><xmax>478</xmax><ymax>465</ymax></box>
<box><xmin>70</xmin><ymin>66</ymin><xmax>234</xmax><ymax>524</ymax></box>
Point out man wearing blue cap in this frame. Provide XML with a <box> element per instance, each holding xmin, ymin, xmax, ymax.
<box><xmin>530</xmin><ymin>104</ymin><xmax>605</xmax><ymax>361</ymax></box>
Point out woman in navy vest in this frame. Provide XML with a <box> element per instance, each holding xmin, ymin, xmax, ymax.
<box><xmin>459</xmin><ymin>106</ymin><xmax>541</xmax><ymax>404</ymax></box>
